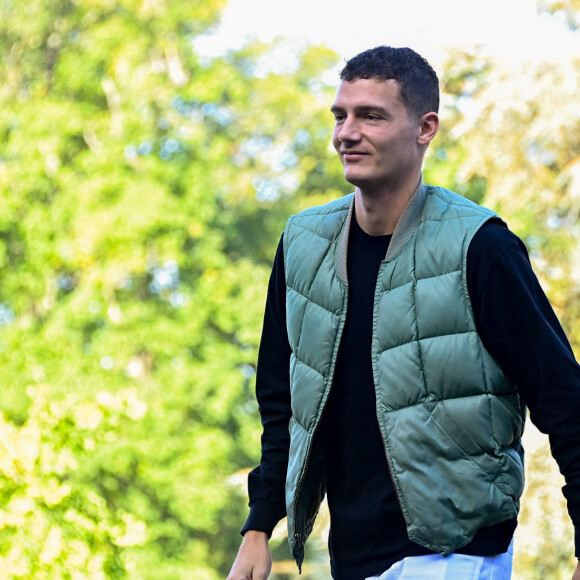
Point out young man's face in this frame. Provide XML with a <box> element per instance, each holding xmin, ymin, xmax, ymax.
<box><xmin>331</xmin><ymin>77</ymin><xmax>425</xmax><ymax>193</ymax></box>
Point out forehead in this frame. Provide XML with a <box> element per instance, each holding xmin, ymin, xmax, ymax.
<box><xmin>332</xmin><ymin>78</ymin><xmax>404</xmax><ymax>110</ymax></box>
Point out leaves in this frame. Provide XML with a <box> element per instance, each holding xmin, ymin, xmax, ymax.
<box><xmin>0</xmin><ymin>0</ymin><xmax>341</xmax><ymax>577</ymax></box>
<box><xmin>0</xmin><ymin>0</ymin><xmax>579</xmax><ymax>576</ymax></box>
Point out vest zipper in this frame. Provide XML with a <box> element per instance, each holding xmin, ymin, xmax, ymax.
<box><xmin>291</xmin><ymin>291</ymin><xmax>349</xmax><ymax>573</ymax></box>
<box><xmin>292</xmin><ymin>532</ymin><xmax>303</xmax><ymax>573</ymax></box>
<box><xmin>291</xmin><ymin>407</ymin><xmax>321</xmax><ymax>574</ymax></box>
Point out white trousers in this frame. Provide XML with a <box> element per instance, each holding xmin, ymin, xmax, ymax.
<box><xmin>366</xmin><ymin>541</ymin><xmax>513</xmax><ymax>580</ymax></box>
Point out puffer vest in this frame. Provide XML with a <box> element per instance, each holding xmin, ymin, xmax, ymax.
<box><xmin>283</xmin><ymin>183</ymin><xmax>525</xmax><ymax>571</ymax></box>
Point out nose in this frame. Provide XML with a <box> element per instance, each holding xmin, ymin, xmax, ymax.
<box><xmin>337</xmin><ymin>116</ymin><xmax>361</xmax><ymax>143</ymax></box>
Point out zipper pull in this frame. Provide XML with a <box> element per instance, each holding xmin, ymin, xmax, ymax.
<box><xmin>292</xmin><ymin>533</ymin><xmax>304</xmax><ymax>573</ymax></box>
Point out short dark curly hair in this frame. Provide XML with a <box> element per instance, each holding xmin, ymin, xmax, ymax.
<box><xmin>340</xmin><ymin>46</ymin><xmax>439</xmax><ymax>116</ymax></box>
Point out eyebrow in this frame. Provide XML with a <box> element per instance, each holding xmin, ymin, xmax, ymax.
<box><xmin>330</xmin><ymin>105</ymin><xmax>390</xmax><ymax>116</ymax></box>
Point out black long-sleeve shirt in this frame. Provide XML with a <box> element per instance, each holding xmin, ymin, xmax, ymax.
<box><xmin>242</xmin><ymin>217</ymin><xmax>580</xmax><ymax>579</ymax></box>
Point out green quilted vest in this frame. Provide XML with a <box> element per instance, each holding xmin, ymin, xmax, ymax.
<box><xmin>283</xmin><ymin>183</ymin><xmax>525</xmax><ymax>571</ymax></box>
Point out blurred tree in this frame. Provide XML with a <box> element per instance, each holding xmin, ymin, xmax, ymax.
<box><xmin>538</xmin><ymin>0</ymin><xmax>580</xmax><ymax>30</ymax></box>
<box><xmin>0</xmin><ymin>1</ymin><xmax>342</xmax><ymax>577</ymax></box>
<box><xmin>1</xmin><ymin>0</ymin><xmax>579</xmax><ymax>577</ymax></box>
<box><xmin>513</xmin><ymin>426</ymin><xmax>575</xmax><ymax>580</ymax></box>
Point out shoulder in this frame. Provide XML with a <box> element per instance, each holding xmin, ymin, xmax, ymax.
<box><xmin>284</xmin><ymin>193</ymin><xmax>354</xmax><ymax>245</ymax></box>
<box><xmin>466</xmin><ymin>220</ymin><xmax>533</xmax><ymax>298</ymax></box>
<box><xmin>470</xmin><ymin>219</ymin><xmax>529</xmax><ymax>263</ymax></box>
<box><xmin>288</xmin><ymin>193</ymin><xmax>354</xmax><ymax>222</ymax></box>
<box><xmin>425</xmin><ymin>186</ymin><xmax>497</xmax><ymax>221</ymax></box>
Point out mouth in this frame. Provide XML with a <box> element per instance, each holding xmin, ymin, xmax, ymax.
<box><xmin>341</xmin><ymin>151</ymin><xmax>368</xmax><ymax>161</ymax></box>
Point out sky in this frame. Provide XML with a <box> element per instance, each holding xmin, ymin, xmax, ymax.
<box><xmin>196</xmin><ymin>0</ymin><xmax>579</xmax><ymax>79</ymax></box>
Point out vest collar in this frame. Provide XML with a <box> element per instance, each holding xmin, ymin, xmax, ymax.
<box><xmin>387</xmin><ymin>179</ymin><xmax>428</xmax><ymax>261</ymax></box>
<box><xmin>334</xmin><ymin>179</ymin><xmax>428</xmax><ymax>283</ymax></box>
<box><xmin>335</xmin><ymin>199</ymin><xmax>354</xmax><ymax>284</ymax></box>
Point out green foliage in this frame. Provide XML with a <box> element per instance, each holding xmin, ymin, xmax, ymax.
<box><xmin>0</xmin><ymin>0</ymin><xmax>342</xmax><ymax>577</ymax></box>
<box><xmin>0</xmin><ymin>0</ymin><xmax>579</xmax><ymax>577</ymax></box>
<box><xmin>538</xmin><ymin>0</ymin><xmax>580</xmax><ymax>30</ymax></box>
<box><xmin>513</xmin><ymin>431</ymin><xmax>576</xmax><ymax>580</ymax></box>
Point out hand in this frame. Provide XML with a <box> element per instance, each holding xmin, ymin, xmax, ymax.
<box><xmin>226</xmin><ymin>531</ymin><xmax>272</xmax><ymax>580</ymax></box>
<box><xmin>572</xmin><ymin>560</ymin><xmax>580</xmax><ymax>580</ymax></box>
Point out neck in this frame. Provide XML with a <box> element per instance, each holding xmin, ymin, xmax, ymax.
<box><xmin>354</xmin><ymin>175</ymin><xmax>422</xmax><ymax>236</ymax></box>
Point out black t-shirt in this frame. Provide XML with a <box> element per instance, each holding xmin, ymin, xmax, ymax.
<box><xmin>242</xmin><ymin>216</ymin><xmax>580</xmax><ymax>580</ymax></box>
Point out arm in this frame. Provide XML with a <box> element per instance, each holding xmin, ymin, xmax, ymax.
<box><xmin>467</xmin><ymin>221</ymin><xmax>580</xmax><ymax>565</ymax></box>
<box><xmin>230</xmin><ymin>236</ymin><xmax>292</xmax><ymax>576</ymax></box>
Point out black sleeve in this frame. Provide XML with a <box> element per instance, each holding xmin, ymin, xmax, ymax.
<box><xmin>467</xmin><ymin>220</ymin><xmax>580</xmax><ymax>557</ymax></box>
<box><xmin>241</xmin><ymin>235</ymin><xmax>292</xmax><ymax>536</ymax></box>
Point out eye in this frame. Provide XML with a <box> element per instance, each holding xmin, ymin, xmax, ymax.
<box><xmin>333</xmin><ymin>113</ymin><xmax>345</xmax><ymax>123</ymax></box>
<box><xmin>365</xmin><ymin>114</ymin><xmax>381</xmax><ymax>121</ymax></box>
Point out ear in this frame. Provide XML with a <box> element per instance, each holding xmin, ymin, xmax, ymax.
<box><xmin>417</xmin><ymin>112</ymin><xmax>439</xmax><ymax>146</ymax></box>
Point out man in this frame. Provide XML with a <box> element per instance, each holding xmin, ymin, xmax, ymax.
<box><xmin>227</xmin><ymin>46</ymin><xmax>580</xmax><ymax>580</ymax></box>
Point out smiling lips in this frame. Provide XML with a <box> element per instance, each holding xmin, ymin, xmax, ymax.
<box><xmin>341</xmin><ymin>150</ymin><xmax>369</xmax><ymax>160</ymax></box>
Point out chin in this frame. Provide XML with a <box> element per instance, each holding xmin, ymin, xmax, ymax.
<box><xmin>345</xmin><ymin>174</ymin><xmax>377</xmax><ymax>190</ymax></box>
<box><xmin>343</xmin><ymin>170</ymin><xmax>366</xmax><ymax>187</ymax></box>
